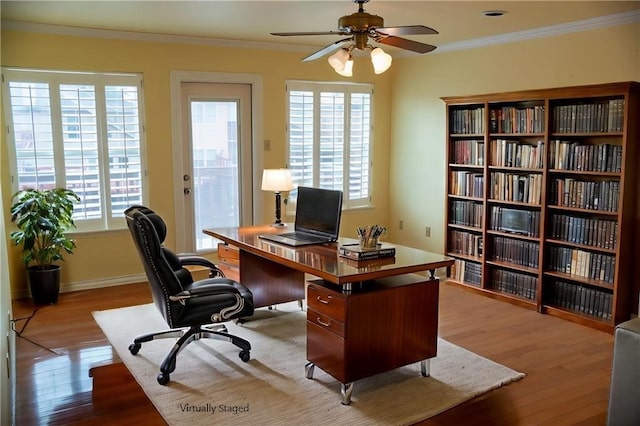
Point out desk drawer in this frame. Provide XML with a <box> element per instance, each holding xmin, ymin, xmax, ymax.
<box><xmin>307</xmin><ymin>284</ymin><xmax>346</xmax><ymax>322</ymax></box>
<box><xmin>218</xmin><ymin>263</ymin><xmax>239</xmax><ymax>282</ymax></box>
<box><xmin>307</xmin><ymin>308</ymin><xmax>345</xmax><ymax>337</ymax></box>
<box><xmin>217</xmin><ymin>243</ymin><xmax>239</xmax><ymax>267</ymax></box>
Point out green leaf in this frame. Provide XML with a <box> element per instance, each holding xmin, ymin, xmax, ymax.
<box><xmin>9</xmin><ymin>188</ymin><xmax>79</xmax><ymax>268</ymax></box>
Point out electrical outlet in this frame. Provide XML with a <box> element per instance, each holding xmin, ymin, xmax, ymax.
<box><xmin>264</xmin><ymin>139</ymin><xmax>271</xmax><ymax>151</ymax></box>
<box><xmin>425</xmin><ymin>226</ymin><xmax>431</xmax><ymax>238</ymax></box>
<box><xmin>399</xmin><ymin>220</ymin><xmax>404</xmax><ymax>230</ymax></box>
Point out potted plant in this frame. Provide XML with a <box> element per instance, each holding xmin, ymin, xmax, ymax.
<box><xmin>9</xmin><ymin>188</ymin><xmax>80</xmax><ymax>305</ymax></box>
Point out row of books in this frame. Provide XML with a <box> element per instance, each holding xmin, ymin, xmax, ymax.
<box><xmin>449</xmin><ymin>200</ymin><xmax>483</xmax><ymax>227</ymax></box>
<box><xmin>451</xmin><ymin>107</ymin><xmax>484</xmax><ymax>134</ymax></box>
<box><xmin>450</xmin><ymin>259</ymin><xmax>482</xmax><ymax>286</ymax></box>
<box><xmin>452</xmin><ymin>139</ymin><xmax>485</xmax><ymax>166</ymax></box>
<box><xmin>489</xmin><ymin>268</ymin><xmax>537</xmax><ymax>300</ymax></box>
<box><xmin>489</xmin><ymin>206</ymin><xmax>541</xmax><ymax>237</ymax></box>
<box><xmin>549</xmin><ymin>214</ymin><xmax>618</xmax><ymax>250</ymax></box>
<box><xmin>489</xmin><ymin>139</ymin><xmax>544</xmax><ymax>169</ymax></box>
<box><xmin>552</xmin><ymin>99</ymin><xmax>625</xmax><ymax>133</ymax></box>
<box><xmin>490</xmin><ymin>172</ymin><xmax>542</xmax><ymax>204</ymax></box>
<box><xmin>489</xmin><ymin>105</ymin><xmax>545</xmax><ymax>134</ymax></box>
<box><xmin>449</xmin><ymin>230</ymin><xmax>483</xmax><ymax>258</ymax></box>
<box><xmin>450</xmin><ymin>171</ymin><xmax>484</xmax><ymax>197</ymax></box>
<box><xmin>547</xmin><ymin>246</ymin><xmax>616</xmax><ymax>283</ymax></box>
<box><xmin>545</xmin><ymin>280</ymin><xmax>612</xmax><ymax>320</ymax></box>
<box><xmin>490</xmin><ymin>236</ymin><xmax>540</xmax><ymax>268</ymax></box>
<box><xmin>549</xmin><ymin>178</ymin><xmax>619</xmax><ymax>212</ymax></box>
<box><xmin>548</xmin><ymin>140</ymin><xmax>622</xmax><ymax>173</ymax></box>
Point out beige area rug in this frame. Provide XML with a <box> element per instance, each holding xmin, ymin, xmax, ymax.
<box><xmin>93</xmin><ymin>303</ymin><xmax>524</xmax><ymax>425</ymax></box>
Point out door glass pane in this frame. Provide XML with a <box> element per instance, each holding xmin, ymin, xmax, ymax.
<box><xmin>190</xmin><ymin>100</ymin><xmax>239</xmax><ymax>250</ymax></box>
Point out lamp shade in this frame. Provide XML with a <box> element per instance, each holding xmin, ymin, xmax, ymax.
<box><xmin>370</xmin><ymin>47</ymin><xmax>392</xmax><ymax>74</ymax></box>
<box><xmin>336</xmin><ymin>58</ymin><xmax>354</xmax><ymax>77</ymax></box>
<box><xmin>261</xmin><ymin>169</ymin><xmax>294</xmax><ymax>192</ymax></box>
<box><xmin>328</xmin><ymin>48</ymin><xmax>350</xmax><ymax>72</ymax></box>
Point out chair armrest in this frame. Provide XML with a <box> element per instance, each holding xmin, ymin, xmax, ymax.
<box><xmin>177</xmin><ymin>254</ymin><xmax>225</xmax><ymax>277</ymax></box>
<box><xmin>169</xmin><ymin>280</ymin><xmax>240</xmax><ymax>303</ymax></box>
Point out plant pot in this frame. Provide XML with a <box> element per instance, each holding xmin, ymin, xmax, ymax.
<box><xmin>27</xmin><ymin>265</ymin><xmax>61</xmax><ymax>305</ymax></box>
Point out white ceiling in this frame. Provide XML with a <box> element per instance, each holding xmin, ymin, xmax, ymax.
<box><xmin>2</xmin><ymin>1</ymin><xmax>639</xmax><ymax>57</ymax></box>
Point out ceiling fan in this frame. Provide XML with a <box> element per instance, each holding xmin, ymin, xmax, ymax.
<box><xmin>270</xmin><ymin>0</ymin><xmax>438</xmax><ymax>72</ymax></box>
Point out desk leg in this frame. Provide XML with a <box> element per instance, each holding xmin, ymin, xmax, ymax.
<box><xmin>305</xmin><ymin>362</ymin><xmax>315</xmax><ymax>379</ymax></box>
<box><xmin>421</xmin><ymin>359</ymin><xmax>431</xmax><ymax>377</ymax></box>
<box><xmin>341</xmin><ymin>382</ymin><xmax>354</xmax><ymax>405</ymax></box>
<box><xmin>307</xmin><ymin>362</ymin><xmax>353</xmax><ymax>405</ymax></box>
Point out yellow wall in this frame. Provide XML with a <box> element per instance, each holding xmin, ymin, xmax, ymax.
<box><xmin>1</xmin><ymin>30</ymin><xmax>392</xmax><ymax>297</ymax></box>
<box><xmin>2</xmin><ymin>21</ymin><xmax>639</xmax><ymax>298</ymax></box>
<box><xmin>389</xmin><ymin>22</ymin><xmax>640</xmax><ymax>252</ymax></box>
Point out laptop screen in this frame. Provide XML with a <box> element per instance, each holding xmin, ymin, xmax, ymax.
<box><xmin>295</xmin><ymin>186</ymin><xmax>343</xmax><ymax>238</ymax></box>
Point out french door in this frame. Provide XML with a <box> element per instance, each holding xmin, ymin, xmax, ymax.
<box><xmin>179</xmin><ymin>82</ymin><xmax>253</xmax><ymax>252</ymax></box>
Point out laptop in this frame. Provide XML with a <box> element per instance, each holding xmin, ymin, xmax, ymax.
<box><xmin>259</xmin><ymin>186</ymin><xmax>343</xmax><ymax>247</ymax></box>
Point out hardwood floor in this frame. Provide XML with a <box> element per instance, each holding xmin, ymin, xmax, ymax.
<box><xmin>12</xmin><ymin>281</ymin><xmax>615</xmax><ymax>425</ymax></box>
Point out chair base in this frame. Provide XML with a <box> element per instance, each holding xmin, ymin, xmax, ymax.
<box><xmin>128</xmin><ymin>323</ymin><xmax>251</xmax><ymax>385</ymax></box>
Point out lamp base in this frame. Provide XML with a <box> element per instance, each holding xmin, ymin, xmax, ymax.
<box><xmin>270</xmin><ymin>222</ymin><xmax>287</xmax><ymax>227</ymax></box>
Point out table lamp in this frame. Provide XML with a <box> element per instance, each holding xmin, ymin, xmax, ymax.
<box><xmin>261</xmin><ymin>168</ymin><xmax>294</xmax><ymax>227</ymax></box>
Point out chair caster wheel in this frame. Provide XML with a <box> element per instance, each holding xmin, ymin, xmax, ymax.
<box><xmin>157</xmin><ymin>372</ymin><xmax>170</xmax><ymax>385</ymax></box>
<box><xmin>239</xmin><ymin>349</ymin><xmax>250</xmax><ymax>362</ymax></box>
<box><xmin>129</xmin><ymin>343</ymin><xmax>141</xmax><ymax>355</ymax></box>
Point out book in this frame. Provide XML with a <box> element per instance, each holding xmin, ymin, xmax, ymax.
<box><xmin>338</xmin><ymin>243</ymin><xmax>396</xmax><ymax>261</ymax></box>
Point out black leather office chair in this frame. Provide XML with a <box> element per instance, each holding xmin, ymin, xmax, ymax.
<box><xmin>124</xmin><ymin>205</ymin><xmax>254</xmax><ymax>385</ymax></box>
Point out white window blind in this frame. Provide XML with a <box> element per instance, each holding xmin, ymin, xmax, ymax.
<box><xmin>286</xmin><ymin>81</ymin><xmax>372</xmax><ymax>209</ymax></box>
<box><xmin>3</xmin><ymin>68</ymin><xmax>146</xmax><ymax>231</ymax></box>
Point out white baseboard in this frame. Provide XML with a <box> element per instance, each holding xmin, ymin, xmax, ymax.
<box><xmin>12</xmin><ymin>273</ymin><xmax>147</xmax><ymax>300</ymax></box>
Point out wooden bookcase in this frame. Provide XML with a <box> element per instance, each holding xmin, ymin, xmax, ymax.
<box><xmin>442</xmin><ymin>82</ymin><xmax>640</xmax><ymax>332</ymax></box>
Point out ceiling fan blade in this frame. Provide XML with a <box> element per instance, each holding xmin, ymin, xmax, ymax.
<box><xmin>271</xmin><ymin>31</ymin><xmax>349</xmax><ymax>37</ymax></box>
<box><xmin>375</xmin><ymin>25</ymin><xmax>439</xmax><ymax>36</ymax></box>
<box><xmin>302</xmin><ymin>37</ymin><xmax>352</xmax><ymax>62</ymax></box>
<box><xmin>375</xmin><ymin>35</ymin><xmax>437</xmax><ymax>54</ymax></box>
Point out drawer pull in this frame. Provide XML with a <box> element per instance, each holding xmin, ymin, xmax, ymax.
<box><xmin>316</xmin><ymin>295</ymin><xmax>332</xmax><ymax>304</ymax></box>
<box><xmin>316</xmin><ymin>317</ymin><xmax>331</xmax><ymax>327</ymax></box>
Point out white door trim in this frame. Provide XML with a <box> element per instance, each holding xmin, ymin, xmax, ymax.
<box><xmin>170</xmin><ymin>71</ymin><xmax>264</xmax><ymax>252</ymax></box>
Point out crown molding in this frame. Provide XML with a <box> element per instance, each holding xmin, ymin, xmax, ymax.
<box><xmin>2</xmin><ymin>9</ymin><xmax>639</xmax><ymax>56</ymax></box>
<box><xmin>435</xmin><ymin>9</ymin><xmax>640</xmax><ymax>54</ymax></box>
<box><xmin>0</xmin><ymin>20</ymin><xmax>312</xmax><ymax>53</ymax></box>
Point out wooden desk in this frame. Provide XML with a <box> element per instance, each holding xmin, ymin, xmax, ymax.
<box><xmin>204</xmin><ymin>225</ymin><xmax>454</xmax><ymax>404</ymax></box>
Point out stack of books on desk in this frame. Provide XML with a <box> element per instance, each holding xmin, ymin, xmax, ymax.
<box><xmin>338</xmin><ymin>243</ymin><xmax>396</xmax><ymax>261</ymax></box>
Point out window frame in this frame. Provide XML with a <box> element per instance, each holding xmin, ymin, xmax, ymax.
<box><xmin>2</xmin><ymin>67</ymin><xmax>148</xmax><ymax>232</ymax></box>
<box><xmin>285</xmin><ymin>80</ymin><xmax>373</xmax><ymax>211</ymax></box>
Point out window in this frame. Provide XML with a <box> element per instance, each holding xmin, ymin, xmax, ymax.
<box><xmin>286</xmin><ymin>81</ymin><xmax>372</xmax><ymax>209</ymax></box>
<box><xmin>2</xmin><ymin>68</ymin><xmax>146</xmax><ymax>231</ymax></box>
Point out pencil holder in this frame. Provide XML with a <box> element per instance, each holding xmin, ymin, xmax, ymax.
<box><xmin>359</xmin><ymin>236</ymin><xmax>379</xmax><ymax>249</ymax></box>
<box><xmin>357</xmin><ymin>225</ymin><xmax>386</xmax><ymax>250</ymax></box>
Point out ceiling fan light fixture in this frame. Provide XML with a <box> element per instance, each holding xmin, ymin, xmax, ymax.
<box><xmin>370</xmin><ymin>47</ymin><xmax>392</xmax><ymax>74</ymax></box>
<box><xmin>328</xmin><ymin>48</ymin><xmax>350</xmax><ymax>72</ymax></box>
<box><xmin>336</xmin><ymin>57</ymin><xmax>354</xmax><ymax>77</ymax></box>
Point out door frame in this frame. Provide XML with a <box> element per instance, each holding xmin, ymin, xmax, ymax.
<box><xmin>170</xmin><ymin>71</ymin><xmax>264</xmax><ymax>252</ymax></box>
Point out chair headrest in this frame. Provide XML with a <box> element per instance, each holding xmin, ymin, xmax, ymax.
<box><xmin>147</xmin><ymin>213</ymin><xmax>167</xmax><ymax>243</ymax></box>
<box><xmin>126</xmin><ymin>205</ymin><xmax>167</xmax><ymax>243</ymax></box>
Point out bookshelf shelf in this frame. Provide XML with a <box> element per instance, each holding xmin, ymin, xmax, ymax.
<box><xmin>486</xmin><ymin>260</ymin><xmax>539</xmax><ymax>275</ymax></box>
<box><xmin>543</xmin><ymin>271</ymin><xmax>615</xmax><ymax>291</ymax></box>
<box><xmin>443</xmin><ymin>82</ymin><xmax>640</xmax><ymax>332</ymax></box>
<box><xmin>448</xmin><ymin>223</ymin><xmax>482</xmax><ymax>232</ymax></box>
<box><xmin>546</xmin><ymin>239</ymin><xmax>617</xmax><ymax>255</ymax></box>
<box><xmin>446</xmin><ymin>252</ymin><xmax>481</xmax><ymax>263</ymax></box>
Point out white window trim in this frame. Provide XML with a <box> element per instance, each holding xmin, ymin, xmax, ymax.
<box><xmin>285</xmin><ymin>80</ymin><xmax>373</xmax><ymax>212</ymax></box>
<box><xmin>2</xmin><ymin>67</ymin><xmax>148</xmax><ymax>232</ymax></box>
